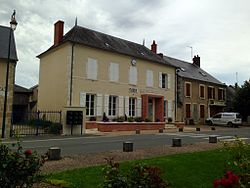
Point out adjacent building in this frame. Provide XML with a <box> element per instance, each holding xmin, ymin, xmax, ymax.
<box><xmin>0</xmin><ymin>25</ymin><xmax>18</xmax><ymax>136</ymax></box>
<box><xmin>165</xmin><ymin>55</ymin><xmax>226</xmax><ymax>124</ymax></box>
<box><xmin>37</xmin><ymin>21</ymin><xmax>176</xmax><ymax>122</ymax></box>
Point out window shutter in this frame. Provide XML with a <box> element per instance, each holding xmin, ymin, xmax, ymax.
<box><xmin>147</xmin><ymin>70</ymin><xmax>153</xmax><ymax>87</ymax></box>
<box><xmin>159</xmin><ymin>72</ymin><xmax>162</xmax><ymax>88</ymax></box>
<box><xmin>129</xmin><ymin>66</ymin><xmax>137</xmax><ymax>85</ymax></box>
<box><xmin>80</xmin><ymin>92</ymin><xmax>86</xmax><ymax>107</ymax></box>
<box><xmin>124</xmin><ymin>96</ymin><xmax>129</xmax><ymax>116</ymax></box>
<box><xmin>136</xmin><ymin>97</ymin><xmax>142</xmax><ymax>117</ymax></box>
<box><xmin>109</xmin><ymin>63</ymin><xmax>119</xmax><ymax>82</ymax></box>
<box><xmin>96</xmin><ymin>94</ymin><xmax>103</xmax><ymax>116</ymax></box>
<box><xmin>167</xmin><ymin>100</ymin><xmax>172</xmax><ymax>118</ymax></box>
<box><xmin>118</xmin><ymin>96</ymin><xmax>124</xmax><ymax>116</ymax></box>
<box><xmin>168</xmin><ymin>74</ymin><xmax>171</xmax><ymax>89</ymax></box>
<box><xmin>104</xmin><ymin>94</ymin><xmax>109</xmax><ymax>115</ymax></box>
<box><xmin>87</xmin><ymin>58</ymin><xmax>97</xmax><ymax>80</ymax></box>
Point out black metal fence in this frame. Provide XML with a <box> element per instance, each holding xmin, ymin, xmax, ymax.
<box><xmin>11</xmin><ymin>110</ymin><xmax>62</xmax><ymax>136</ymax></box>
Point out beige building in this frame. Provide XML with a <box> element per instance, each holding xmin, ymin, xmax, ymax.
<box><xmin>0</xmin><ymin>25</ymin><xmax>18</xmax><ymax>137</ymax></box>
<box><xmin>37</xmin><ymin>21</ymin><xmax>176</xmax><ymax>122</ymax></box>
<box><xmin>164</xmin><ymin>55</ymin><xmax>226</xmax><ymax>124</ymax></box>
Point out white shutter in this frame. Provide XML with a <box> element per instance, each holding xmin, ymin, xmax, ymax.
<box><xmin>124</xmin><ymin>96</ymin><xmax>129</xmax><ymax>116</ymax></box>
<box><xmin>136</xmin><ymin>98</ymin><xmax>142</xmax><ymax>117</ymax></box>
<box><xmin>159</xmin><ymin>72</ymin><xmax>162</xmax><ymax>88</ymax></box>
<box><xmin>167</xmin><ymin>100</ymin><xmax>172</xmax><ymax>118</ymax></box>
<box><xmin>118</xmin><ymin>96</ymin><xmax>124</xmax><ymax>116</ymax></box>
<box><xmin>80</xmin><ymin>92</ymin><xmax>86</xmax><ymax>107</ymax></box>
<box><xmin>96</xmin><ymin>94</ymin><xmax>103</xmax><ymax>116</ymax></box>
<box><xmin>168</xmin><ymin>74</ymin><xmax>171</xmax><ymax>89</ymax></box>
<box><xmin>109</xmin><ymin>63</ymin><xmax>119</xmax><ymax>82</ymax></box>
<box><xmin>104</xmin><ymin>94</ymin><xmax>109</xmax><ymax>115</ymax></box>
<box><xmin>146</xmin><ymin>70</ymin><xmax>153</xmax><ymax>87</ymax></box>
<box><xmin>87</xmin><ymin>58</ymin><xmax>97</xmax><ymax>80</ymax></box>
<box><xmin>129</xmin><ymin>66</ymin><xmax>137</xmax><ymax>85</ymax></box>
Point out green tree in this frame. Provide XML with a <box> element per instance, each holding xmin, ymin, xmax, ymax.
<box><xmin>234</xmin><ymin>80</ymin><xmax>250</xmax><ymax>121</ymax></box>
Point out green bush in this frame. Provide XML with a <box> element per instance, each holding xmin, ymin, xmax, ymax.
<box><xmin>101</xmin><ymin>158</ymin><xmax>168</xmax><ymax>188</ymax></box>
<box><xmin>221</xmin><ymin>137</ymin><xmax>250</xmax><ymax>187</ymax></box>
<box><xmin>128</xmin><ymin>117</ymin><xmax>135</xmax><ymax>122</ymax></box>
<box><xmin>134</xmin><ymin>117</ymin><xmax>143</xmax><ymax>122</ymax></box>
<box><xmin>48</xmin><ymin>123</ymin><xmax>62</xmax><ymax>134</ymax></box>
<box><xmin>144</xmin><ymin>118</ymin><xmax>152</xmax><ymax>122</ymax></box>
<box><xmin>0</xmin><ymin>141</ymin><xmax>46</xmax><ymax>187</ymax></box>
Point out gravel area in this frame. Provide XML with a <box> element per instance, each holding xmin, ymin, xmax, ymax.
<box><xmin>40</xmin><ymin>141</ymin><xmax>222</xmax><ymax>174</ymax></box>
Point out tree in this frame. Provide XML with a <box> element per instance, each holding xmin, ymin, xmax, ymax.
<box><xmin>233</xmin><ymin>80</ymin><xmax>250</xmax><ymax>121</ymax></box>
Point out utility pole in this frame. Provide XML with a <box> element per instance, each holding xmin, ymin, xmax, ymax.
<box><xmin>187</xmin><ymin>46</ymin><xmax>193</xmax><ymax>61</ymax></box>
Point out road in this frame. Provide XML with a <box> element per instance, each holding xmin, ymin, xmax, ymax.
<box><xmin>3</xmin><ymin>127</ymin><xmax>250</xmax><ymax>157</ymax></box>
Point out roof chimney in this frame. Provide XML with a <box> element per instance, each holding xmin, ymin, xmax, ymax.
<box><xmin>193</xmin><ymin>55</ymin><xmax>200</xmax><ymax>67</ymax></box>
<box><xmin>54</xmin><ymin>20</ymin><xmax>64</xmax><ymax>46</ymax></box>
<box><xmin>151</xmin><ymin>40</ymin><xmax>157</xmax><ymax>54</ymax></box>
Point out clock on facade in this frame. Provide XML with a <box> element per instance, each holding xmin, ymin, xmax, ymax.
<box><xmin>131</xmin><ymin>59</ymin><xmax>137</xmax><ymax>66</ymax></box>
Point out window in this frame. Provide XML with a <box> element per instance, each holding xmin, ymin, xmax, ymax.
<box><xmin>109</xmin><ymin>63</ymin><xmax>119</xmax><ymax>82</ymax></box>
<box><xmin>129</xmin><ymin>66</ymin><xmax>137</xmax><ymax>85</ymax></box>
<box><xmin>185</xmin><ymin>82</ymin><xmax>191</xmax><ymax>97</ymax></box>
<box><xmin>86</xmin><ymin>94</ymin><xmax>95</xmax><ymax>116</ymax></box>
<box><xmin>186</xmin><ymin>104</ymin><xmax>191</xmax><ymax>118</ymax></box>
<box><xmin>164</xmin><ymin>100</ymin><xmax>167</xmax><ymax>117</ymax></box>
<box><xmin>218</xmin><ymin>88</ymin><xmax>225</xmax><ymax>100</ymax></box>
<box><xmin>200</xmin><ymin>85</ymin><xmax>205</xmax><ymax>99</ymax></box>
<box><xmin>200</xmin><ymin>105</ymin><xmax>205</xmax><ymax>118</ymax></box>
<box><xmin>108</xmin><ymin>95</ymin><xmax>117</xmax><ymax>116</ymax></box>
<box><xmin>208</xmin><ymin>86</ymin><xmax>215</xmax><ymax>99</ymax></box>
<box><xmin>162</xmin><ymin>73</ymin><xmax>168</xmax><ymax>88</ymax></box>
<box><xmin>129</xmin><ymin>98</ymin><xmax>136</xmax><ymax>117</ymax></box>
<box><xmin>86</xmin><ymin>58</ymin><xmax>98</xmax><ymax>80</ymax></box>
<box><xmin>146</xmin><ymin>70</ymin><xmax>154</xmax><ymax>87</ymax></box>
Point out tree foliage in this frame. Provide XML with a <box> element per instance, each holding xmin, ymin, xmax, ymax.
<box><xmin>233</xmin><ymin>80</ymin><xmax>250</xmax><ymax>121</ymax></box>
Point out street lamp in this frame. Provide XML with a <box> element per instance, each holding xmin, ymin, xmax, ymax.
<box><xmin>1</xmin><ymin>10</ymin><xmax>17</xmax><ymax>138</ymax></box>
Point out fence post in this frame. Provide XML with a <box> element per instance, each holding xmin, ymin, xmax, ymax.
<box><xmin>36</xmin><ymin>110</ymin><xmax>40</xmax><ymax>136</ymax></box>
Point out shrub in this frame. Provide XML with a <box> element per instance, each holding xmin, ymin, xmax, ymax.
<box><xmin>89</xmin><ymin>116</ymin><xmax>97</xmax><ymax>121</ymax></box>
<box><xmin>101</xmin><ymin>158</ymin><xmax>168</xmax><ymax>188</ymax></box>
<box><xmin>221</xmin><ymin>137</ymin><xmax>250</xmax><ymax>187</ymax></box>
<box><xmin>144</xmin><ymin>118</ymin><xmax>152</xmax><ymax>122</ymax></box>
<box><xmin>167</xmin><ymin>117</ymin><xmax>173</xmax><ymax>123</ymax></box>
<box><xmin>128</xmin><ymin>163</ymin><xmax>169</xmax><ymax>188</ymax></box>
<box><xmin>134</xmin><ymin>117</ymin><xmax>143</xmax><ymax>122</ymax></box>
<box><xmin>117</xmin><ymin>116</ymin><xmax>125</xmax><ymax>122</ymax></box>
<box><xmin>128</xmin><ymin>117</ymin><xmax>135</xmax><ymax>122</ymax></box>
<box><xmin>213</xmin><ymin>171</ymin><xmax>239</xmax><ymax>188</ymax></box>
<box><xmin>48</xmin><ymin>123</ymin><xmax>62</xmax><ymax>134</ymax></box>
<box><xmin>0</xmin><ymin>141</ymin><xmax>46</xmax><ymax>187</ymax></box>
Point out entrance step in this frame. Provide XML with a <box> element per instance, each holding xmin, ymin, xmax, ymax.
<box><xmin>165</xmin><ymin>123</ymin><xmax>176</xmax><ymax>129</ymax></box>
<box><xmin>85</xmin><ymin>128</ymin><xmax>99</xmax><ymax>134</ymax></box>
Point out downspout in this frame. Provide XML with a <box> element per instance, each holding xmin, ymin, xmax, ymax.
<box><xmin>69</xmin><ymin>42</ymin><xmax>75</xmax><ymax>106</ymax></box>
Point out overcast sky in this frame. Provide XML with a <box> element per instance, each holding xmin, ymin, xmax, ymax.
<box><xmin>1</xmin><ymin>0</ymin><xmax>249</xmax><ymax>88</ymax></box>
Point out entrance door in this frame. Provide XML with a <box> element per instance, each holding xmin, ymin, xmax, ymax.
<box><xmin>148</xmin><ymin>97</ymin><xmax>155</xmax><ymax>121</ymax></box>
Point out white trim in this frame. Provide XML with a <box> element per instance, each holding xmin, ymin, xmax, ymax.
<box><xmin>167</xmin><ymin>74</ymin><xmax>171</xmax><ymax>89</ymax></box>
<box><xmin>137</xmin><ymin>97</ymin><xmax>142</xmax><ymax>117</ymax></box>
<box><xmin>118</xmin><ymin>96</ymin><xmax>124</xmax><ymax>116</ymax></box>
<box><xmin>96</xmin><ymin>94</ymin><xmax>103</xmax><ymax>116</ymax></box>
<box><xmin>80</xmin><ymin>92</ymin><xmax>86</xmax><ymax>107</ymax></box>
<box><xmin>158</xmin><ymin>72</ymin><xmax>162</xmax><ymax>88</ymax></box>
<box><xmin>125</xmin><ymin>96</ymin><xmax>129</xmax><ymax>116</ymax></box>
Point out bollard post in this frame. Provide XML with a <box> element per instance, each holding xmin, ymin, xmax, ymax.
<box><xmin>211</xmin><ymin>127</ymin><xmax>216</xmax><ymax>131</ymax></box>
<box><xmin>159</xmin><ymin>128</ymin><xmax>164</xmax><ymax>133</ymax></box>
<box><xmin>48</xmin><ymin>147</ymin><xmax>61</xmax><ymax>160</ymax></box>
<box><xmin>196</xmin><ymin>127</ymin><xmax>200</xmax><ymax>131</ymax></box>
<box><xmin>179</xmin><ymin>128</ymin><xmax>183</xmax><ymax>132</ymax></box>
<box><xmin>123</xmin><ymin>142</ymin><xmax>133</xmax><ymax>152</ymax></box>
<box><xmin>209</xmin><ymin>136</ymin><xmax>217</xmax><ymax>143</ymax></box>
<box><xmin>172</xmin><ymin>138</ymin><xmax>182</xmax><ymax>147</ymax></box>
<box><xmin>135</xmin><ymin>129</ymin><xmax>140</xmax><ymax>134</ymax></box>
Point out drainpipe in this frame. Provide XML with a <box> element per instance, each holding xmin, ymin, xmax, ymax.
<box><xmin>69</xmin><ymin>43</ymin><xmax>75</xmax><ymax>106</ymax></box>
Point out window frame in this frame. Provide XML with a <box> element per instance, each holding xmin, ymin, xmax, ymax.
<box><xmin>199</xmin><ymin>84</ymin><xmax>205</xmax><ymax>99</ymax></box>
<box><xmin>108</xmin><ymin>95</ymin><xmax>117</xmax><ymax>116</ymax></box>
<box><xmin>208</xmin><ymin>86</ymin><xmax>215</xmax><ymax>99</ymax></box>
<box><xmin>218</xmin><ymin>88</ymin><xmax>225</xmax><ymax>101</ymax></box>
<box><xmin>185</xmin><ymin>82</ymin><xmax>192</xmax><ymax>97</ymax></box>
<box><xmin>86</xmin><ymin>93</ymin><xmax>96</xmax><ymax>116</ymax></box>
<box><xmin>129</xmin><ymin>97</ymin><xmax>136</xmax><ymax>117</ymax></box>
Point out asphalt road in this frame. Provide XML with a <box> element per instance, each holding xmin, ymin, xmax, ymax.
<box><xmin>3</xmin><ymin>127</ymin><xmax>250</xmax><ymax>157</ymax></box>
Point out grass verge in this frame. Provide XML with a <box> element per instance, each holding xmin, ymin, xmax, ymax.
<box><xmin>43</xmin><ymin>149</ymin><xmax>233</xmax><ymax>188</ymax></box>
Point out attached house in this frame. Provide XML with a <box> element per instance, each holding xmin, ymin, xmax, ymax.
<box><xmin>0</xmin><ymin>25</ymin><xmax>18</xmax><ymax>136</ymax></box>
<box><xmin>37</xmin><ymin>21</ymin><xmax>176</xmax><ymax>122</ymax></box>
<box><xmin>164</xmin><ymin>55</ymin><xmax>226</xmax><ymax>124</ymax></box>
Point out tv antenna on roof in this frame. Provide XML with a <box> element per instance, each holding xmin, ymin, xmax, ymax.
<box><xmin>187</xmin><ymin>46</ymin><xmax>193</xmax><ymax>62</ymax></box>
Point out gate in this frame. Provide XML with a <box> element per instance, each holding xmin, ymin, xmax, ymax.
<box><xmin>11</xmin><ymin>110</ymin><xmax>62</xmax><ymax>136</ymax></box>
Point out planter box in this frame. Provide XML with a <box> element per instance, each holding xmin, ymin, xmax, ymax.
<box><xmin>95</xmin><ymin>122</ymin><xmax>165</xmax><ymax>132</ymax></box>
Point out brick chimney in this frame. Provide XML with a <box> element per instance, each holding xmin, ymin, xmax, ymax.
<box><xmin>54</xmin><ymin>20</ymin><xmax>64</xmax><ymax>46</ymax></box>
<box><xmin>193</xmin><ymin>55</ymin><xmax>200</xmax><ymax>67</ymax></box>
<box><xmin>151</xmin><ymin>40</ymin><xmax>157</xmax><ymax>54</ymax></box>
